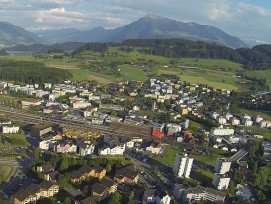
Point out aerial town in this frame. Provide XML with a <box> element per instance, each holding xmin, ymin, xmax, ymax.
<box><xmin>0</xmin><ymin>76</ymin><xmax>270</xmax><ymax>204</ymax></box>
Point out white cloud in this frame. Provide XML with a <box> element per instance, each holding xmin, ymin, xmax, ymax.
<box><xmin>39</xmin><ymin>0</ymin><xmax>72</xmax><ymax>4</ymax></box>
<box><xmin>34</xmin><ymin>7</ymin><xmax>88</xmax><ymax>24</ymax></box>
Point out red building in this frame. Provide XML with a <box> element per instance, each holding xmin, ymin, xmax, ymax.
<box><xmin>152</xmin><ymin>128</ymin><xmax>165</xmax><ymax>138</ymax></box>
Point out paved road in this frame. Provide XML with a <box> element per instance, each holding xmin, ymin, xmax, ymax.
<box><xmin>228</xmin><ymin>147</ymin><xmax>249</xmax><ymax>162</ymax></box>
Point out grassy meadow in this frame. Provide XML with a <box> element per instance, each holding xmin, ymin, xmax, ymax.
<box><xmin>244</xmin><ymin>69</ymin><xmax>271</xmax><ymax>87</ymax></box>
<box><xmin>0</xmin><ymin>47</ymin><xmax>252</xmax><ymax>90</ymax></box>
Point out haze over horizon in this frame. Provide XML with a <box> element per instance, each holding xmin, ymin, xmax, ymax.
<box><xmin>1</xmin><ymin>0</ymin><xmax>271</xmax><ymax>43</ymax></box>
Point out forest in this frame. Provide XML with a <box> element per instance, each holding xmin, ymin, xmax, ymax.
<box><xmin>0</xmin><ymin>60</ymin><xmax>72</xmax><ymax>84</ymax></box>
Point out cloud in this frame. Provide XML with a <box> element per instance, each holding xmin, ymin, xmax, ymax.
<box><xmin>34</xmin><ymin>7</ymin><xmax>88</xmax><ymax>24</ymax></box>
<box><xmin>39</xmin><ymin>0</ymin><xmax>72</xmax><ymax>4</ymax></box>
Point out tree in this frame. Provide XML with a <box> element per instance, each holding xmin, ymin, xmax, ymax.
<box><xmin>228</xmin><ymin>181</ymin><xmax>236</xmax><ymax>195</ymax></box>
<box><xmin>21</xmin><ymin>149</ymin><xmax>27</xmax><ymax>158</ymax></box>
<box><xmin>33</xmin><ymin>147</ymin><xmax>41</xmax><ymax>161</ymax></box>
<box><xmin>129</xmin><ymin>191</ymin><xmax>134</xmax><ymax>201</ymax></box>
<box><xmin>64</xmin><ymin>197</ymin><xmax>71</xmax><ymax>204</ymax></box>
<box><xmin>256</xmin><ymin>189</ymin><xmax>266</xmax><ymax>201</ymax></box>
<box><xmin>107</xmin><ymin>192</ymin><xmax>122</xmax><ymax>204</ymax></box>
<box><xmin>59</xmin><ymin>154</ymin><xmax>69</xmax><ymax>171</ymax></box>
<box><xmin>106</xmin><ymin>163</ymin><xmax>112</xmax><ymax>172</ymax></box>
<box><xmin>58</xmin><ymin>173</ymin><xmax>71</xmax><ymax>187</ymax></box>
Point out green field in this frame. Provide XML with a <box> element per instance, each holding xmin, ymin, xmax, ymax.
<box><xmin>154</xmin><ymin>146</ymin><xmax>182</xmax><ymax>166</ymax></box>
<box><xmin>157</xmin><ymin>68</ymin><xmax>239</xmax><ymax>90</ymax></box>
<box><xmin>244</xmin><ymin>69</ymin><xmax>271</xmax><ymax>87</ymax></box>
<box><xmin>0</xmin><ymin>133</ymin><xmax>30</xmax><ymax>149</ymax></box>
<box><xmin>239</xmin><ymin>126</ymin><xmax>271</xmax><ymax>140</ymax></box>
<box><xmin>176</xmin><ymin>58</ymin><xmax>243</xmax><ymax>71</ymax></box>
<box><xmin>1</xmin><ymin>49</ymin><xmax>248</xmax><ymax>90</ymax></box>
<box><xmin>118</xmin><ymin>64</ymin><xmax>147</xmax><ymax>81</ymax></box>
<box><xmin>193</xmin><ymin>154</ymin><xmax>221</xmax><ymax>164</ymax></box>
<box><xmin>191</xmin><ymin>168</ymin><xmax>214</xmax><ymax>187</ymax></box>
<box><xmin>240</xmin><ymin>108</ymin><xmax>271</xmax><ymax>121</ymax></box>
<box><xmin>154</xmin><ymin>146</ymin><xmax>221</xmax><ymax>166</ymax></box>
<box><xmin>0</xmin><ymin>164</ymin><xmax>14</xmax><ymax>184</ymax></box>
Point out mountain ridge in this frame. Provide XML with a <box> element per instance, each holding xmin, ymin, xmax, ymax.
<box><xmin>0</xmin><ymin>22</ymin><xmax>45</xmax><ymax>47</ymax></box>
<box><xmin>34</xmin><ymin>14</ymin><xmax>246</xmax><ymax>48</ymax></box>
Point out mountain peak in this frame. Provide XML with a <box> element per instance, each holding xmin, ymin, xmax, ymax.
<box><xmin>142</xmin><ymin>14</ymin><xmax>167</xmax><ymax>20</ymax></box>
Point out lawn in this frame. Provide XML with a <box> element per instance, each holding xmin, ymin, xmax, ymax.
<box><xmin>154</xmin><ymin>146</ymin><xmax>183</xmax><ymax>166</ymax></box>
<box><xmin>176</xmin><ymin>58</ymin><xmax>243</xmax><ymax>71</ymax></box>
<box><xmin>0</xmin><ymin>133</ymin><xmax>30</xmax><ymax>149</ymax></box>
<box><xmin>69</xmin><ymin>69</ymin><xmax>117</xmax><ymax>83</ymax></box>
<box><xmin>0</xmin><ymin>164</ymin><xmax>14</xmax><ymax>184</ymax></box>
<box><xmin>240</xmin><ymin>108</ymin><xmax>271</xmax><ymax>121</ymax></box>
<box><xmin>157</xmin><ymin>68</ymin><xmax>239</xmax><ymax>91</ymax></box>
<box><xmin>244</xmin><ymin>69</ymin><xmax>271</xmax><ymax>87</ymax></box>
<box><xmin>190</xmin><ymin>168</ymin><xmax>214</xmax><ymax>187</ymax></box>
<box><xmin>239</xmin><ymin>126</ymin><xmax>271</xmax><ymax>140</ymax></box>
<box><xmin>193</xmin><ymin>154</ymin><xmax>221</xmax><ymax>164</ymax></box>
<box><xmin>118</xmin><ymin>64</ymin><xmax>147</xmax><ymax>81</ymax></box>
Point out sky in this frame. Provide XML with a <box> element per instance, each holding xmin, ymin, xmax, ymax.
<box><xmin>1</xmin><ymin>0</ymin><xmax>271</xmax><ymax>42</ymax></box>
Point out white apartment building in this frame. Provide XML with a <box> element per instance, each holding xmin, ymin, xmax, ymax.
<box><xmin>217</xmin><ymin>116</ymin><xmax>227</xmax><ymax>125</ymax></box>
<box><xmin>231</xmin><ymin>117</ymin><xmax>240</xmax><ymax>126</ymax></box>
<box><xmin>225</xmin><ymin>113</ymin><xmax>233</xmax><ymax>120</ymax></box>
<box><xmin>212</xmin><ymin>174</ymin><xmax>230</xmax><ymax>190</ymax></box>
<box><xmin>173</xmin><ymin>153</ymin><xmax>193</xmax><ymax>178</ymax></box>
<box><xmin>79</xmin><ymin>144</ymin><xmax>95</xmax><ymax>156</ymax></box>
<box><xmin>210</xmin><ymin>127</ymin><xmax>234</xmax><ymax>136</ymax></box>
<box><xmin>98</xmin><ymin>144</ymin><xmax>125</xmax><ymax>156</ymax></box>
<box><xmin>244</xmin><ymin>119</ymin><xmax>253</xmax><ymax>127</ymax></box>
<box><xmin>39</xmin><ymin>140</ymin><xmax>52</xmax><ymax>150</ymax></box>
<box><xmin>183</xmin><ymin>185</ymin><xmax>226</xmax><ymax>204</ymax></box>
<box><xmin>214</xmin><ymin>158</ymin><xmax>231</xmax><ymax>174</ymax></box>
<box><xmin>72</xmin><ymin>101</ymin><xmax>92</xmax><ymax>109</ymax></box>
<box><xmin>2</xmin><ymin>125</ymin><xmax>19</xmax><ymax>134</ymax></box>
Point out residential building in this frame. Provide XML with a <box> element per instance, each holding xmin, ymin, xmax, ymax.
<box><xmin>98</xmin><ymin>143</ymin><xmax>125</xmax><ymax>156</ymax></box>
<box><xmin>21</xmin><ymin>98</ymin><xmax>44</xmax><ymax>108</ymax></box>
<box><xmin>78</xmin><ymin>143</ymin><xmax>95</xmax><ymax>156</ymax></box>
<box><xmin>236</xmin><ymin>183</ymin><xmax>251</xmax><ymax>200</ymax></box>
<box><xmin>114</xmin><ymin>165</ymin><xmax>139</xmax><ymax>184</ymax></box>
<box><xmin>156</xmin><ymin>191</ymin><xmax>171</xmax><ymax>204</ymax></box>
<box><xmin>14</xmin><ymin>181</ymin><xmax>59</xmax><ymax>204</ymax></box>
<box><xmin>182</xmin><ymin>185</ymin><xmax>225</xmax><ymax>204</ymax></box>
<box><xmin>44</xmin><ymin>171</ymin><xmax>60</xmax><ymax>182</ymax></box>
<box><xmin>36</xmin><ymin>163</ymin><xmax>54</xmax><ymax>174</ymax></box>
<box><xmin>244</xmin><ymin>119</ymin><xmax>253</xmax><ymax>127</ymax></box>
<box><xmin>173</xmin><ymin>184</ymin><xmax>186</xmax><ymax>200</ymax></box>
<box><xmin>214</xmin><ymin>158</ymin><xmax>231</xmax><ymax>174</ymax></box>
<box><xmin>31</xmin><ymin>123</ymin><xmax>53</xmax><ymax>137</ymax></box>
<box><xmin>91</xmin><ymin>176</ymin><xmax>117</xmax><ymax>202</ymax></box>
<box><xmin>173</xmin><ymin>153</ymin><xmax>193</xmax><ymax>178</ymax></box>
<box><xmin>146</xmin><ymin>142</ymin><xmax>164</xmax><ymax>154</ymax></box>
<box><xmin>212</xmin><ymin>174</ymin><xmax>231</xmax><ymax>190</ymax></box>
<box><xmin>2</xmin><ymin>125</ymin><xmax>19</xmax><ymax>134</ymax></box>
<box><xmin>210</xmin><ymin>127</ymin><xmax>234</xmax><ymax>136</ymax></box>
<box><xmin>143</xmin><ymin>189</ymin><xmax>156</xmax><ymax>203</ymax></box>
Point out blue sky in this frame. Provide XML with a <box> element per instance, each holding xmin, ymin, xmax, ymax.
<box><xmin>1</xmin><ymin>0</ymin><xmax>271</xmax><ymax>42</ymax></box>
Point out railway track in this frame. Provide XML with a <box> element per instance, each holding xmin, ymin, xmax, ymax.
<box><xmin>0</xmin><ymin>108</ymin><xmax>151</xmax><ymax>138</ymax></box>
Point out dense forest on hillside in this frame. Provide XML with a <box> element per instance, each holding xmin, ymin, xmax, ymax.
<box><xmin>0</xmin><ymin>60</ymin><xmax>72</xmax><ymax>84</ymax></box>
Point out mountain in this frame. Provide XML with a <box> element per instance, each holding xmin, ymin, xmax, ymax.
<box><xmin>33</xmin><ymin>14</ymin><xmax>246</xmax><ymax>48</ymax></box>
<box><xmin>0</xmin><ymin>22</ymin><xmax>45</xmax><ymax>47</ymax></box>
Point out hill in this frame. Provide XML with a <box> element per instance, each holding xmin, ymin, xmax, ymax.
<box><xmin>33</xmin><ymin>14</ymin><xmax>246</xmax><ymax>48</ymax></box>
<box><xmin>0</xmin><ymin>22</ymin><xmax>45</xmax><ymax>47</ymax></box>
